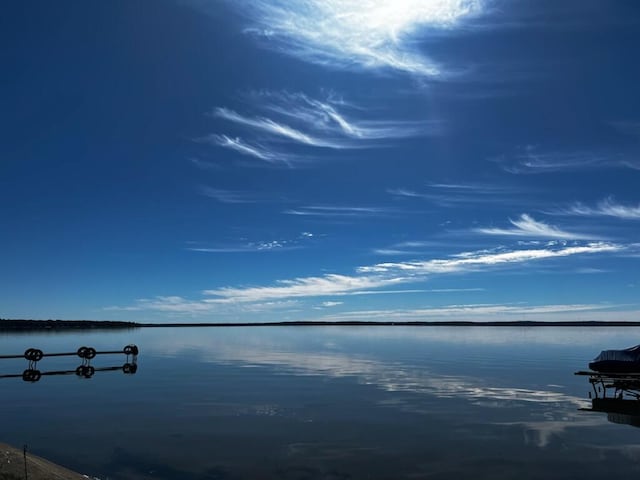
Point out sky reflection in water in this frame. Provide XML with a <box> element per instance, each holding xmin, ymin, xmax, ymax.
<box><xmin>2</xmin><ymin>326</ymin><xmax>640</xmax><ymax>479</ymax></box>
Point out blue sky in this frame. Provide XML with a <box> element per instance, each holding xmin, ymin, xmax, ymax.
<box><xmin>2</xmin><ymin>0</ymin><xmax>640</xmax><ymax>323</ymax></box>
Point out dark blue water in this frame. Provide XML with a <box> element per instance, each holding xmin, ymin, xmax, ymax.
<box><xmin>2</xmin><ymin>326</ymin><xmax>640</xmax><ymax>479</ymax></box>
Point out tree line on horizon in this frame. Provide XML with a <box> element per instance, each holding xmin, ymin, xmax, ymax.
<box><xmin>0</xmin><ymin>319</ymin><xmax>138</xmax><ymax>330</ymax></box>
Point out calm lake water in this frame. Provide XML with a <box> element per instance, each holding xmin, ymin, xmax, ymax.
<box><xmin>2</xmin><ymin>326</ymin><xmax>640</xmax><ymax>479</ymax></box>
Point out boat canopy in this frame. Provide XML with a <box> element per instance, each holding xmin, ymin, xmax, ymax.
<box><xmin>593</xmin><ymin>345</ymin><xmax>640</xmax><ymax>363</ymax></box>
<box><xmin>589</xmin><ymin>345</ymin><xmax>640</xmax><ymax>372</ymax></box>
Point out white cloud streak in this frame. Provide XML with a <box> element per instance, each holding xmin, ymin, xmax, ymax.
<box><xmin>373</xmin><ymin>240</ymin><xmax>457</xmax><ymax>256</ymax></box>
<box><xmin>108</xmin><ymin>296</ymin><xmax>300</xmax><ymax>315</ymax></box>
<box><xmin>200</xmin><ymin>134</ymin><xmax>289</xmax><ymax>164</ymax></box>
<box><xmin>113</xmin><ymin>242</ymin><xmax>625</xmax><ymax>314</ymax></box>
<box><xmin>187</xmin><ymin>232</ymin><xmax>316</xmax><ymax>253</ymax></box>
<box><xmin>358</xmin><ymin>242</ymin><xmax>620</xmax><ymax>274</ymax></box>
<box><xmin>340</xmin><ymin>288</ymin><xmax>485</xmax><ymax>296</ymax></box>
<box><xmin>206</xmin><ymin>92</ymin><xmax>433</xmax><ymax>167</ymax></box>
<box><xmin>200</xmin><ymin>242</ymin><xmax>620</xmax><ymax>303</ymax></box>
<box><xmin>388</xmin><ymin>188</ymin><xmax>427</xmax><ymax>199</ymax></box>
<box><xmin>188</xmin><ymin>241</ymin><xmax>289</xmax><ymax>253</ymax></box>
<box><xmin>259</xmin><ymin>92</ymin><xmax>433</xmax><ymax>140</ymax></box>
<box><xmin>388</xmin><ymin>182</ymin><xmax>525</xmax><ymax>207</ymax></box>
<box><xmin>203</xmin><ymin>274</ymin><xmax>408</xmax><ymax>303</ymax></box>
<box><xmin>474</xmin><ymin>214</ymin><xmax>596</xmax><ymax>240</ymax></box>
<box><xmin>320</xmin><ymin>301</ymin><xmax>343</xmax><ymax>308</ymax></box>
<box><xmin>211</xmin><ymin>93</ymin><xmax>431</xmax><ymax>156</ymax></box>
<box><xmin>283</xmin><ymin>205</ymin><xmax>393</xmax><ymax>218</ymax></box>
<box><xmin>199</xmin><ymin>186</ymin><xmax>259</xmax><ymax>204</ymax></box>
<box><xmin>323</xmin><ymin>302</ymin><xmax>615</xmax><ymax>321</ymax></box>
<box><xmin>496</xmin><ymin>146</ymin><xmax>640</xmax><ymax>174</ymax></box>
<box><xmin>190</xmin><ymin>158</ymin><xmax>221</xmax><ymax>171</ymax></box>
<box><xmin>563</xmin><ymin>198</ymin><xmax>640</xmax><ymax>220</ymax></box>
<box><xmin>230</xmin><ymin>0</ymin><xmax>486</xmax><ymax>75</ymax></box>
<box><xmin>214</xmin><ymin>107</ymin><xmax>342</xmax><ymax>148</ymax></box>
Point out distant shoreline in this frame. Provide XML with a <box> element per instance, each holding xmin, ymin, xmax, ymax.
<box><xmin>2</xmin><ymin>319</ymin><xmax>640</xmax><ymax>331</ymax></box>
<box><xmin>0</xmin><ymin>319</ymin><xmax>138</xmax><ymax>331</ymax></box>
<box><xmin>140</xmin><ymin>320</ymin><xmax>640</xmax><ymax>327</ymax></box>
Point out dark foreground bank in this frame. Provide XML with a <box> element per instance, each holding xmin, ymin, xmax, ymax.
<box><xmin>0</xmin><ymin>443</ymin><xmax>88</xmax><ymax>480</ymax></box>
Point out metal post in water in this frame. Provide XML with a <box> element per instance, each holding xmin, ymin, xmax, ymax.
<box><xmin>23</xmin><ymin>444</ymin><xmax>28</xmax><ymax>480</ymax></box>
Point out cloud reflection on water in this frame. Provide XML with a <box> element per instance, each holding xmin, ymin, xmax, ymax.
<box><xmin>143</xmin><ymin>327</ymin><xmax>590</xmax><ymax>407</ymax></box>
<box><xmin>139</xmin><ymin>326</ymin><xmax>628</xmax><ymax>448</ymax></box>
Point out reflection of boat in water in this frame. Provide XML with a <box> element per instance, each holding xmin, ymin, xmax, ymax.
<box><xmin>585</xmin><ymin>398</ymin><xmax>640</xmax><ymax>429</ymax></box>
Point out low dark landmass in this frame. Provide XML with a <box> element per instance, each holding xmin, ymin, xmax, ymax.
<box><xmin>0</xmin><ymin>319</ymin><xmax>139</xmax><ymax>331</ymax></box>
<box><xmin>140</xmin><ymin>320</ymin><xmax>640</xmax><ymax>327</ymax></box>
<box><xmin>3</xmin><ymin>319</ymin><xmax>640</xmax><ymax>331</ymax></box>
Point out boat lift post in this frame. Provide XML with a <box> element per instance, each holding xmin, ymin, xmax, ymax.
<box><xmin>575</xmin><ymin>370</ymin><xmax>640</xmax><ymax>400</ymax></box>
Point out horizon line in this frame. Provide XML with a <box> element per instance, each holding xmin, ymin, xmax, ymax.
<box><xmin>3</xmin><ymin>319</ymin><xmax>640</xmax><ymax>329</ymax></box>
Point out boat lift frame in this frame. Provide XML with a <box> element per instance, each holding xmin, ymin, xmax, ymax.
<box><xmin>575</xmin><ymin>370</ymin><xmax>640</xmax><ymax>400</ymax></box>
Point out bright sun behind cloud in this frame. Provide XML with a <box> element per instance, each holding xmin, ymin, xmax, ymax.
<box><xmin>236</xmin><ymin>0</ymin><xmax>486</xmax><ymax>75</ymax></box>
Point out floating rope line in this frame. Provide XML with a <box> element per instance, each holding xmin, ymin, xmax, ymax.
<box><xmin>0</xmin><ymin>344</ymin><xmax>139</xmax><ymax>382</ymax></box>
<box><xmin>0</xmin><ymin>344</ymin><xmax>139</xmax><ymax>361</ymax></box>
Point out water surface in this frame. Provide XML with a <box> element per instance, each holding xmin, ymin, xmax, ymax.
<box><xmin>1</xmin><ymin>326</ymin><xmax>640</xmax><ymax>479</ymax></box>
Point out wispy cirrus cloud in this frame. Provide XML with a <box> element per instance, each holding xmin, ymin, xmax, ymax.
<box><xmin>323</xmin><ymin>302</ymin><xmax>617</xmax><ymax>321</ymax></box>
<box><xmin>227</xmin><ymin>0</ymin><xmax>486</xmax><ymax>76</ymax></box>
<box><xmin>560</xmin><ymin>197</ymin><xmax>640</xmax><ymax>220</ymax></box>
<box><xmin>388</xmin><ymin>182</ymin><xmax>525</xmax><ymax>207</ymax></box>
<box><xmin>214</xmin><ymin>92</ymin><xmax>430</xmax><ymax>143</ymax></box>
<box><xmin>105</xmin><ymin>296</ymin><xmax>214</xmax><ymax>314</ymax></box>
<box><xmin>207</xmin><ymin>92</ymin><xmax>432</xmax><ymax>166</ymax></box>
<box><xmin>106</xmin><ymin>296</ymin><xmax>300</xmax><ymax>316</ymax></box>
<box><xmin>198</xmin><ymin>134</ymin><xmax>290</xmax><ymax>164</ymax></box>
<box><xmin>316</xmin><ymin>301</ymin><xmax>640</xmax><ymax>326</ymax></box>
<box><xmin>203</xmin><ymin>274</ymin><xmax>405</xmax><ymax>303</ymax></box>
<box><xmin>358</xmin><ymin>242</ymin><xmax>619</xmax><ymax>274</ymax></box>
<box><xmin>190</xmin><ymin>158</ymin><xmax>222</xmax><ymax>171</ymax></box>
<box><xmin>205</xmin><ymin>242</ymin><xmax>620</xmax><ymax>303</ymax></box>
<box><xmin>342</xmin><ymin>287</ymin><xmax>484</xmax><ymax>296</ymax></box>
<box><xmin>373</xmin><ymin>240</ymin><xmax>452</xmax><ymax>256</ymax></box>
<box><xmin>198</xmin><ymin>186</ymin><xmax>260</xmax><ymax>204</ymax></box>
<box><xmin>474</xmin><ymin>214</ymin><xmax>596</xmax><ymax>240</ymax></box>
<box><xmin>112</xmin><ymin>241</ymin><xmax>625</xmax><ymax>314</ymax></box>
<box><xmin>374</xmin><ymin>248</ymin><xmax>428</xmax><ymax>256</ymax></box>
<box><xmin>283</xmin><ymin>205</ymin><xmax>393</xmax><ymax>218</ymax></box>
<box><xmin>495</xmin><ymin>145</ymin><xmax>640</xmax><ymax>174</ymax></box>
<box><xmin>255</xmin><ymin>92</ymin><xmax>434</xmax><ymax>140</ymax></box>
<box><xmin>214</xmin><ymin>107</ymin><xmax>343</xmax><ymax>148</ymax></box>
<box><xmin>188</xmin><ymin>241</ymin><xmax>290</xmax><ymax>253</ymax></box>
<box><xmin>187</xmin><ymin>232</ymin><xmax>316</xmax><ymax>253</ymax></box>
<box><xmin>316</xmin><ymin>301</ymin><xmax>344</xmax><ymax>309</ymax></box>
